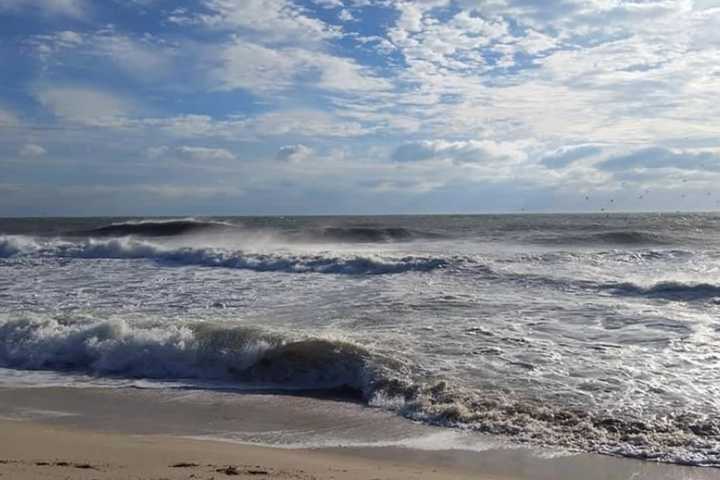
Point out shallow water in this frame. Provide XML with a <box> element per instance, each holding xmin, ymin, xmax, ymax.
<box><xmin>2</xmin><ymin>214</ymin><xmax>720</xmax><ymax>466</ymax></box>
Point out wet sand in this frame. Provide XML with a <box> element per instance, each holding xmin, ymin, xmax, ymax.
<box><xmin>0</xmin><ymin>419</ymin><xmax>505</xmax><ymax>480</ymax></box>
<box><xmin>1</xmin><ymin>386</ymin><xmax>718</xmax><ymax>480</ymax></box>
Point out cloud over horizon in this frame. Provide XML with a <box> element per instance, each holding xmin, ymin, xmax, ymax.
<box><xmin>1</xmin><ymin>0</ymin><xmax>719</xmax><ymax>215</ymax></box>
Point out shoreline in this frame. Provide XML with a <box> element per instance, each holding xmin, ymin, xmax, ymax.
<box><xmin>1</xmin><ymin>385</ymin><xmax>718</xmax><ymax>479</ymax></box>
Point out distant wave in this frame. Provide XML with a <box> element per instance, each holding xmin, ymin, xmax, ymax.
<box><xmin>460</xmin><ymin>253</ymin><xmax>720</xmax><ymax>302</ymax></box>
<box><xmin>309</xmin><ymin>226</ymin><xmax>443</xmax><ymax>243</ymax></box>
<box><xmin>607</xmin><ymin>281</ymin><xmax>720</xmax><ymax>301</ymax></box>
<box><xmin>72</xmin><ymin>219</ymin><xmax>237</xmax><ymax>237</ymax></box>
<box><xmin>513</xmin><ymin>248</ymin><xmax>695</xmax><ymax>265</ymax></box>
<box><xmin>530</xmin><ymin>230</ymin><xmax>676</xmax><ymax>246</ymax></box>
<box><xmin>66</xmin><ymin>219</ymin><xmax>444</xmax><ymax>244</ymax></box>
<box><xmin>489</xmin><ymin>269</ymin><xmax>720</xmax><ymax>302</ymax></box>
<box><xmin>0</xmin><ymin>236</ymin><xmax>452</xmax><ymax>275</ymax></box>
<box><xmin>2</xmin><ymin>315</ymin><xmax>720</xmax><ymax>467</ymax></box>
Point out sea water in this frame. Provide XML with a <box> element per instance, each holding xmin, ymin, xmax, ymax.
<box><xmin>2</xmin><ymin>214</ymin><xmax>720</xmax><ymax>466</ymax></box>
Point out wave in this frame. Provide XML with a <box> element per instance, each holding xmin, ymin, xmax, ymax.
<box><xmin>607</xmin><ymin>281</ymin><xmax>720</xmax><ymax>301</ymax></box>
<box><xmin>2</xmin><ymin>315</ymin><xmax>720</xmax><ymax>466</ymax></box>
<box><xmin>530</xmin><ymin>230</ymin><xmax>676</xmax><ymax>246</ymax></box>
<box><xmin>0</xmin><ymin>236</ymin><xmax>452</xmax><ymax>275</ymax></box>
<box><xmin>72</xmin><ymin>219</ymin><xmax>237</xmax><ymax>237</ymax></box>
<box><xmin>456</xmin><ymin>257</ymin><xmax>720</xmax><ymax>302</ymax></box>
<box><xmin>396</xmin><ymin>384</ymin><xmax>720</xmax><ymax>467</ymax></box>
<box><xmin>310</xmin><ymin>226</ymin><xmax>443</xmax><ymax>243</ymax></box>
<box><xmin>493</xmin><ymin>272</ymin><xmax>720</xmax><ymax>302</ymax></box>
<box><xmin>0</xmin><ymin>316</ymin><xmax>407</xmax><ymax>395</ymax></box>
<box><xmin>67</xmin><ymin>219</ymin><xmax>443</xmax><ymax>244</ymax></box>
<box><xmin>319</xmin><ymin>227</ymin><xmax>413</xmax><ymax>242</ymax></box>
<box><xmin>512</xmin><ymin>249</ymin><xmax>695</xmax><ymax>266</ymax></box>
<box><xmin>0</xmin><ymin>236</ymin><xmax>39</xmax><ymax>258</ymax></box>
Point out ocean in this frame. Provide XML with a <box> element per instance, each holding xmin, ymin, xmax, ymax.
<box><xmin>1</xmin><ymin>214</ymin><xmax>720</xmax><ymax>467</ymax></box>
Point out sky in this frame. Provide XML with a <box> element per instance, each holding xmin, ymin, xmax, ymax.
<box><xmin>0</xmin><ymin>0</ymin><xmax>719</xmax><ymax>216</ymax></box>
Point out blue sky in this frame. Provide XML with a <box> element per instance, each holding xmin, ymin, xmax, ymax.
<box><xmin>1</xmin><ymin>0</ymin><xmax>719</xmax><ymax>215</ymax></box>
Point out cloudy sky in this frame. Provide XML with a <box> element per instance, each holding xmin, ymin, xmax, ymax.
<box><xmin>1</xmin><ymin>0</ymin><xmax>719</xmax><ymax>215</ymax></box>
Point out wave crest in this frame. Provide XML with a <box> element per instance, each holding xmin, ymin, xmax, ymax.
<box><xmin>67</xmin><ymin>219</ymin><xmax>443</xmax><ymax>244</ymax></box>
<box><xmin>0</xmin><ymin>236</ymin><xmax>451</xmax><ymax>275</ymax></box>
<box><xmin>74</xmin><ymin>219</ymin><xmax>236</xmax><ymax>237</ymax></box>
<box><xmin>0</xmin><ymin>236</ymin><xmax>39</xmax><ymax>258</ymax></box>
<box><xmin>64</xmin><ymin>239</ymin><xmax>450</xmax><ymax>274</ymax></box>
<box><xmin>0</xmin><ymin>316</ymin><xmax>408</xmax><ymax>396</ymax></box>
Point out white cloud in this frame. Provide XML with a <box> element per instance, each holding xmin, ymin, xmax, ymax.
<box><xmin>33</xmin><ymin>86</ymin><xmax>133</xmax><ymax>126</ymax></box>
<box><xmin>176</xmin><ymin>146</ymin><xmax>236</xmax><ymax>161</ymax></box>
<box><xmin>211</xmin><ymin>39</ymin><xmax>390</xmax><ymax>94</ymax></box>
<box><xmin>144</xmin><ymin>145</ymin><xmax>170</xmax><ymax>159</ymax></box>
<box><xmin>314</xmin><ymin>0</ymin><xmax>342</xmax><ymax>7</ymax></box>
<box><xmin>19</xmin><ymin>144</ymin><xmax>47</xmax><ymax>157</ymax></box>
<box><xmin>599</xmin><ymin>147</ymin><xmax>720</xmax><ymax>172</ymax></box>
<box><xmin>173</xmin><ymin>0</ymin><xmax>339</xmax><ymax>44</ymax></box>
<box><xmin>0</xmin><ymin>0</ymin><xmax>87</xmax><ymax>18</ymax></box>
<box><xmin>47</xmin><ymin>183</ymin><xmax>244</xmax><ymax>200</ymax></box>
<box><xmin>0</xmin><ymin>108</ymin><xmax>18</xmax><ymax>126</ymax></box>
<box><xmin>276</xmin><ymin>144</ymin><xmax>313</xmax><ymax>163</ymax></box>
<box><xmin>126</xmin><ymin>184</ymin><xmax>243</xmax><ymax>199</ymax></box>
<box><xmin>389</xmin><ymin>4</ymin><xmax>510</xmax><ymax>76</ymax></box>
<box><xmin>28</xmin><ymin>29</ymin><xmax>177</xmax><ymax>81</ymax></box>
<box><xmin>209</xmin><ymin>40</ymin><xmax>300</xmax><ymax>93</ymax></box>
<box><xmin>97</xmin><ymin>33</ymin><xmax>176</xmax><ymax>78</ymax></box>
<box><xmin>392</xmin><ymin>139</ymin><xmax>528</xmax><ymax>165</ymax></box>
<box><xmin>140</xmin><ymin>110</ymin><xmax>369</xmax><ymax>139</ymax></box>
<box><xmin>246</xmin><ymin>110</ymin><xmax>369</xmax><ymax>138</ymax></box>
<box><xmin>370</xmin><ymin>0</ymin><xmax>720</xmax><ymax>153</ymax></box>
<box><xmin>541</xmin><ymin>144</ymin><xmax>603</xmax><ymax>168</ymax></box>
<box><xmin>142</xmin><ymin>115</ymin><xmax>219</xmax><ymax>137</ymax></box>
<box><xmin>338</xmin><ymin>9</ymin><xmax>355</xmax><ymax>21</ymax></box>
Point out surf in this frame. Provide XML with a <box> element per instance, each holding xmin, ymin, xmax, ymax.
<box><xmin>2</xmin><ymin>315</ymin><xmax>720</xmax><ymax>467</ymax></box>
<box><xmin>0</xmin><ymin>235</ymin><xmax>454</xmax><ymax>275</ymax></box>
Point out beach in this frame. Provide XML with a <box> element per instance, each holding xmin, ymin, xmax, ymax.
<box><xmin>1</xmin><ymin>418</ymin><xmax>494</xmax><ymax>480</ymax></box>
<box><xmin>1</xmin><ymin>385</ymin><xmax>717</xmax><ymax>480</ymax></box>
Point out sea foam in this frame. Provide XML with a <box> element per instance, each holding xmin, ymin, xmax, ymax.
<box><xmin>0</xmin><ymin>235</ymin><xmax>452</xmax><ymax>275</ymax></box>
<box><xmin>2</xmin><ymin>314</ymin><xmax>720</xmax><ymax>467</ymax></box>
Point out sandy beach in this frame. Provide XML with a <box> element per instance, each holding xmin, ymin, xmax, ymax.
<box><xmin>1</xmin><ymin>419</ymin><xmax>503</xmax><ymax>480</ymax></box>
<box><xmin>1</xmin><ymin>386</ymin><xmax>718</xmax><ymax>480</ymax></box>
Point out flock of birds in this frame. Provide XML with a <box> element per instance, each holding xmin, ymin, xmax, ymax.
<box><xmin>520</xmin><ymin>181</ymin><xmax>720</xmax><ymax>213</ymax></box>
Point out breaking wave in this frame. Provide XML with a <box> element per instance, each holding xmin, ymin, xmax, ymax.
<box><xmin>0</xmin><ymin>236</ymin><xmax>452</xmax><ymax>275</ymax></box>
<box><xmin>0</xmin><ymin>236</ymin><xmax>39</xmax><ymax>258</ymax></box>
<box><xmin>1</xmin><ymin>315</ymin><xmax>720</xmax><ymax>466</ymax></box>
<box><xmin>73</xmin><ymin>219</ymin><xmax>237</xmax><ymax>237</ymax></box>
<box><xmin>0</xmin><ymin>317</ymin><xmax>405</xmax><ymax>394</ymax></box>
